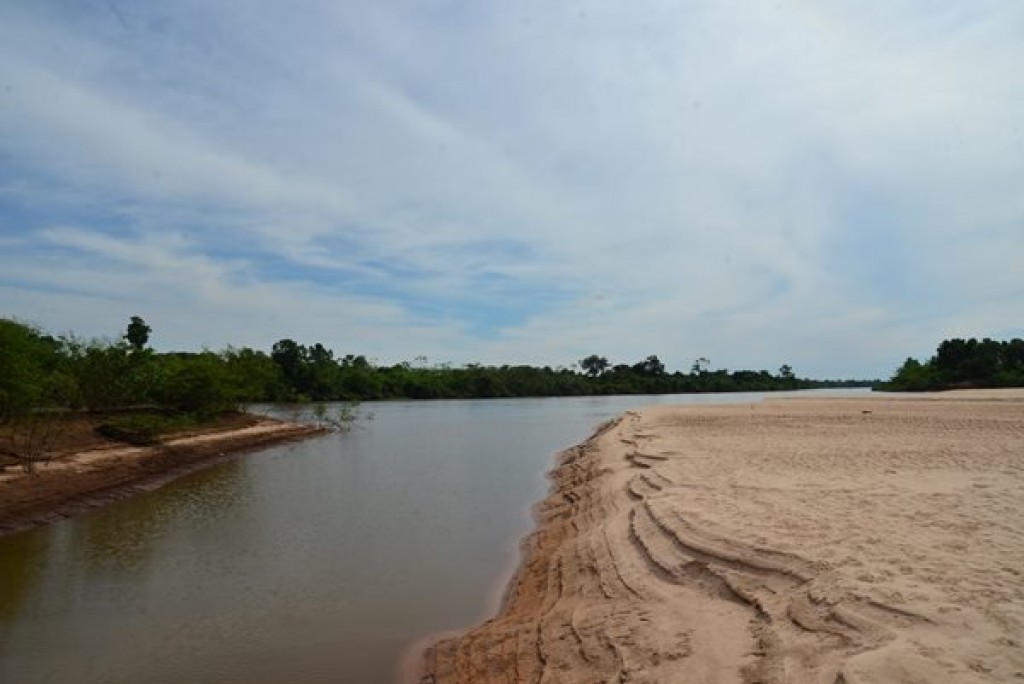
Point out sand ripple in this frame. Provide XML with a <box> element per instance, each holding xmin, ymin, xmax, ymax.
<box><xmin>418</xmin><ymin>391</ymin><xmax>1024</xmax><ymax>683</ymax></box>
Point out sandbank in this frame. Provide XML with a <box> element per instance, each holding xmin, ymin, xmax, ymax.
<box><xmin>0</xmin><ymin>416</ymin><xmax>324</xmax><ymax>537</ymax></box>
<box><xmin>417</xmin><ymin>389</ymin><xmax>1024</xmax><ymax>683</ymax></box>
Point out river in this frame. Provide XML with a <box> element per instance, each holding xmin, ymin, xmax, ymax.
<box><xmin>0</xmin><ymin>390</ymin><xmax>868</xmax><ymax>683</ymax></box>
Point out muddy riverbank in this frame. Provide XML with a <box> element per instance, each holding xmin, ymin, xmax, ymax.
<box><xmin>0</xmin><ymin>414</ymin><xmax>323</xmax><ymax>537</ymax></box>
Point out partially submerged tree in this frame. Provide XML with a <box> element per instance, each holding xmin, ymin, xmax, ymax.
<box><xmin>311</xmin><ymin>401</ymin><xmax>363</xmax><ymax>433</ymax></box>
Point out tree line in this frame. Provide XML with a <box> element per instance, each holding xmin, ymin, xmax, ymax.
<box><xmin>1</xmin><ymin>316</ymin><xmax>872</xmax><ymax>426</ymax></box>
<box><xmin>880</xmin><ymin>337</ymin><xmax>1024</xmax><ymax>391</ymax></box>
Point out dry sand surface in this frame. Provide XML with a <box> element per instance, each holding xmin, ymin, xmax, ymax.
<box><xmin>418</xmin><ymin>390</ymin><xmax>1024</xmax><ymax>683</ymax></box>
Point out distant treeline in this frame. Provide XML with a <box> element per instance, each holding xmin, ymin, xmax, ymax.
<box><xmin>880</xmin><ymin>337</ymin><xmax>1024</xmax><ymax>391</ymax></box>
<box><xmin>1</xmin><ymin>316</ymin><xmax>871</xmax><ymax>422</ymax></box>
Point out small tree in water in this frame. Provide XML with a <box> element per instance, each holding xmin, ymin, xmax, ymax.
<box><xmin>311</xmin><ymin>401</ymin><xmax>364</xmax><ymax>433</ymax></box>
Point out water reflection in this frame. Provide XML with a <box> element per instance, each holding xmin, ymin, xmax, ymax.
<box><xmin>72</xmin><ymin>459</ymin><xmax>249</xmax><ymax>579</ymax></box>
<box><xmin>0</xmin><ymin>530</ymin><xmax>50</xmax><ymax>625</ymax></box>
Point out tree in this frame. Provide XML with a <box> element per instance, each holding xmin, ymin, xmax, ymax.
<box><xmin>306</xmin><ymin>343</ymin><xmax>340</xmax><ymax>399</ymax></box>
<box><xmin>312</xmin><ymin>401</ymin><xmax>361</xmax><ymax>432</ymax></box>
<box><xmin>776</xmin><ymin>364</ymin><xmax>797</xmax><ymax>389</ymax></box>
<box><xmin>885</xmin><ymin>356</ymin><xmax>939</xmax><ymax>391</ymax></box>
<box><xmin>156</xmin><ymin>352</ymin><xmax>235</xmax><ymax>418</ymax></box>
<box><xmin>0</xmin><ymin>319</ymin><xmax>46</xmax><ymax>421</ymax></box>
<box><xmin>632</xmin><ymin>355</ymin><xmax>666</xmax><ymax>377</ymax></box>
<box><xmin>0</xmin><ymin>319</ymin><xmax>64</xmax><ymax>471</ymax></box>
<box><xmin>0</xmin><ymin>412</ymin><xmax>58</xmax><ymax>473</ymax></box>
<box><xmin>887</xmin><ymin>336</ymin><xmax>1024</xmax><ymax>390</ymax></box>
<box><xmin>221</xmin><ymin>346</ymin><xmax>287</xmax><ymax>401</ymax></box>
<box><xmin>0</xmin><ymin>320</ymin><xmax>84</xmax><ymax>416</ymax></box>
<box><xmin>271</xmin><ymin>338</ymin><xmax>309</xmax><ymax>397</ymax></box>
<box><xmin>70</xmin><ymin>341</ymin><xmax>137</xmax><ymax>411</ymax></box>
<box><xmin>580</xmin><ymin>354</ymin><xmax>610</xmax><ymax>378</ymax></box>
<box><xmin>124</xmin><ymin>316</ymin><xmax>152</xmax><ymax>352</ymax></box>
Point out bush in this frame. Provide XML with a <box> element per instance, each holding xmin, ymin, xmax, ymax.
<box><xmin>156</xmin><ymin>353</ymin><xmax>236</xmax><ymax>419</ymax></box>
<box><xmin>94</xmin><ymin>414</ymin><xmax>192</xmax><ymax>446</ymax></box>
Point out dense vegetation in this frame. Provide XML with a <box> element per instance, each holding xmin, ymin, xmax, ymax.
<box><xmin>1</xmin><ymin>315</ymin><xmax>873</xmax><ymax>468</ymax></box>
<box><xmin>1</xmin><ymin>317</ymin><xmax>869</xmax><ymax>417</ymax></box>
<box><xmin>880</xmin><ymin>337</ymin><xmax>1024</xmax><ymax>391</ymax></box>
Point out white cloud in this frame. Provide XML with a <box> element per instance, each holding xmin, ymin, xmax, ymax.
<box><xmin>1</xmin><ymin>1</ymin><xmax>1022</xmax><ymax>377</ymax></box>
<box><xmin>2</xmin><ymin>225</ymin><xmax>470</xmax><ymax>356</ymax></box>
<box><xmin>0</xmin><ymin>58</ymin><xmax>359</xmax><ymax>217</ymax></box>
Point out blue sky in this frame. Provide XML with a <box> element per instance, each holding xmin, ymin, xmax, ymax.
<box><xmin>1</xmin><ymin>0</ymin><xmax>1022</xmax><ymax>378</ymax></box>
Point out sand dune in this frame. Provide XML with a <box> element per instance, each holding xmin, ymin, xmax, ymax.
<box><xmin>417</xmin><ymin>390</ymin><xmax>1024</xmax><ymax>683</ymax></box>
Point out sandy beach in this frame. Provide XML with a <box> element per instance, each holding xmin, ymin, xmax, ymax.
<box><xmin>417</xmin><ymin>390</ymin><xmax>1024</xmax><ymax>683</ymax></box>
<box><xmin>0</xmin><ymin>416</ymin><xmax>323</xmax><ymax>536</ymax></box>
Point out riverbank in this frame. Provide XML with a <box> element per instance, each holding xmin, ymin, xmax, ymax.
<box><xmin>416</xmin><ymin>389</ymin><xmax>1024</xmax><ymax>683</ymax></box>
<box><xmin>0</xmin><ymin>414</ymin><xmax>324</xmax><ymax>537</ymax></box>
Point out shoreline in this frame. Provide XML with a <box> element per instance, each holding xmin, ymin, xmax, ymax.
<box><xmin>414</xmin><ymin>389</ymin><xmax>1024</xmax><ymax>683</ymax></box>
<box><xmin>0</xmin><ymin>417</ymin><xmax>325</xmax><ymax>538</ymax></box>
<box><xmin>401</xmin><ymin>417</ymin><xmax>623</xmax><ymax>684</ymax></box>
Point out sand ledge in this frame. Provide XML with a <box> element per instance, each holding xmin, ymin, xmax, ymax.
<box><xmin>416</xmin><ymin>390</ymin><xmax>1024</xmax><ymax>683</ymax></box>
<box><xmin>0</xmin><ymin>417</ymin><xmax>324</xmax><ymax>537</ymax></box>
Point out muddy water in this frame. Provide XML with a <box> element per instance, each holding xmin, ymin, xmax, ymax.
<box><xmin>0</xmin><ymin>390</ymin><xmax>867</xmax><ymax>684</ymax></box>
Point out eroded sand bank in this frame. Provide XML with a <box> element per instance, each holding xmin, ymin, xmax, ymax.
<box><xmin>0</xmin><ymin>418</ymin><xmax>323</xmax><ymax>536</ymax></box>
<box><xmin>418</xmin><ymin>390</ymin><xmax>1024</xmax><ymax>683</ymax></box>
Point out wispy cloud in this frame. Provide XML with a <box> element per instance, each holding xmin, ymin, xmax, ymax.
<box><xmin>1</xmin><ymin>0</ymin><xmax>1022</xmax><ymax>378</ymax></box>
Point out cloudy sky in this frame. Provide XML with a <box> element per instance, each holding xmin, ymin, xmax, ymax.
<box><xmin>1</xmin><ymin>1</ymin><xmax>1021</xmax><ymax>378</ymax></box>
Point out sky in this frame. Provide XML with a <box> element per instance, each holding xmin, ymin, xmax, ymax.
<box><xmin>1</xmin><ymin>1</ymin><xmax>1022</xmax><ymax>379</ymax></box>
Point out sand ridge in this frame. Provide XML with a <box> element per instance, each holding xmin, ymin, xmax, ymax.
<box><xmin>417</xmin><ymin>391</ymin><xmax>1024</xmax><ymax>683</ymax></box>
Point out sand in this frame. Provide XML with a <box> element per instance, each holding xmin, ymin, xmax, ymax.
<box><xmin>0</xmin><ymin>417</ymin><xmax>323</xmax><ymax>536</ymax></box>
<box><xmin>417</xmin><ymin>390</ymin><xmax>1024</xmax><ymax>683</ymax></box>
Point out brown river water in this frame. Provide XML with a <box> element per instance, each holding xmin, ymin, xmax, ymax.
<box><xmin>0</xmin><ymin>391</ymin><xmax>867</xmax><ymax>684</ymax></box>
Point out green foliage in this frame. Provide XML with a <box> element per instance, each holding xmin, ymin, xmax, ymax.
<box><xmin>884</xmin><ymin>357</ymin><xmax>939</xmax><ymax>391</ymax></box>
<box><xmin>124</xmin><ymin>315</ymin><xmax>152</xmax><ymax>352</ymax></box>
<box><xmin>253</xmin><ymin>347</ymin><xmax>859</xmax><ymax>400</ymax></box>
<box><xmin>0</xmin><ymin>320</ymin><xmax>47</xmax><ymax>421</ymax></box>
<box><xmin>311</xmin><ymin>401</ymin><xmax>362</xmax><ymax>433</ymax></box>
<box><xmin>882</xmin><ymin>337</ymin><xmax>1024</xmax><ymax>391</ymax></box>
<box><xmin>221</xmin><ymin>346</ymin><xmax>288</xmax><ymax>401</ymax></box>
<box><xmin>0</xmin><ymin>320</ymin><xmax>69</xmax><ymax>470</ymax></box>
<box><xmin>62</xmin><ymin>333</ymin><xmax>163</xmax><ymax>412</ymax></box>
<box><xmin>155</xmin><ymin>352</ymin><xmax>237</xmax><ymax>419</ymax></box>
<box><xmin>777</xmin><ymin>364</ymin><xmax>797</xmax><ymax>389</ymax></box>
<box><xmin>270</xmin><ymin>338</ymin><xmax>307</xmax><ymax>396</ymax></box>
<box><xmin>1</xmin><ymin>316</ymin><xmax>876</xmax><ymax>428</ymax></box>
<box><xmin>0</xmin><ymin>319</ymin><xmax>71</xmax><ymax>421</ymax></box>
<box><xmin>632</xmin><ymin>355</ymin><xmax>666</xmax><ymax>377</ymax></box>
<box><xmin>580</xmin><ymin>354</ymin><xmax>609</xmax><ymax>377</ymax></box>
<box><xmin>94</xmin><ymin>414</ymin><xmax>189</xmax><ymax>446</ymax></box>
